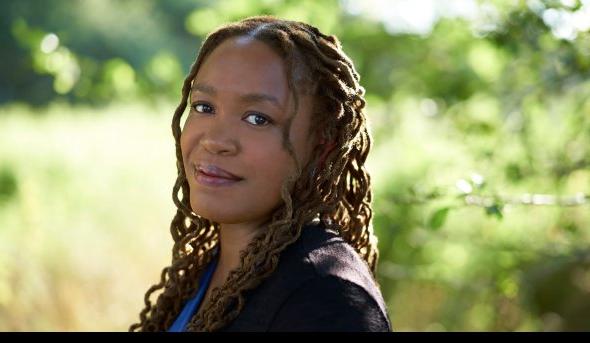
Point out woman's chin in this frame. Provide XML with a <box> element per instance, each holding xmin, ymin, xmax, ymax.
<box><xmin>190</xmin><ymin>195</ymin><xmax>276</xmax><ymax>226</ymax></box>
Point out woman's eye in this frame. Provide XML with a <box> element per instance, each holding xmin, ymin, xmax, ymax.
<box><xmin>193</xmin><ymin>103</ymin><xmax>214</xmax><ymax>113</ymax></box>
<box><xmin>244</xmin><ymin>113</ymin><xmax>271</xmax><ymax>126</ymax></box>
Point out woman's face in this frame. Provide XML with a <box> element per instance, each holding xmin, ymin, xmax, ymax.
<box><xmin>180</xmin><ymin>36</ymin><xmax>314</xmax><ymax>227</ymax></box>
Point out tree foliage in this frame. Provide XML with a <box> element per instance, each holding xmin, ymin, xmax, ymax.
<box><xmin>1</xmin><ymin>0</ymin><xmax>590</xmax><ymax>331</ymax></box>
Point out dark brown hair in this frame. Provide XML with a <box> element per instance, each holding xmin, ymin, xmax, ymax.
<box><xmin>130</xmin><ymin>15</ymin><xmax>378</xmax><ymax>332</ymax></box>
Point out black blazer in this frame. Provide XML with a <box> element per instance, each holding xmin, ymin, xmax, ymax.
<box><xmin>220</xmin><ymin>221</ymin><xmax>392</xmax><ymax>332</ymax></box>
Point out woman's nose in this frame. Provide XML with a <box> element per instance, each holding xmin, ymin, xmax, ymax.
<box><xmin>201</xmin><ymin>124</ymin><xmax>238</xmax><ymax>156</ymax></box>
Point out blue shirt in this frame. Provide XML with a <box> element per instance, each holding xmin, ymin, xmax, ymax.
<box><xmin>168</xmin><ymin>252</ymin><xmax>219</xmax><ymax>332</ymax></box>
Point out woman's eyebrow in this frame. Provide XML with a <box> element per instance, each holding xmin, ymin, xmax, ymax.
<box><xmin>240</xmin><ymin>93</ymin><xmax>282</xmax><ymax>109</ymax></box>
<box><xmin>191</xmin><ymin>82</ymin><xmax>282</xmax><ymax>109</ymax></box>
<box><xmin>191</xmin><ymin>82</ymin><xmax>216</xmax><ymax>95</ymax></box>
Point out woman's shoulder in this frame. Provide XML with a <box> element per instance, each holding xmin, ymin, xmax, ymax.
<box><xmin>223</xmin><ymin>221</ymin><xmax>392</xmax><ymax>331</ymax></box>
<box><xmin>298</xmin><ymin>223</ymin><xmax>387</xmax><ymax>291</ymax></box>
<box><xmin>269</xmin><ymin>221</ymin><xmax>392</xmax><ymax>331</ymax></box>
<box><xmin>267</xmin><ymin>271</ymin><xmax>391</xmax><ymax>331</ymax></box>
<box><xmin>256</xmin><ymin>223</ymin><xmax>390</xmax><ymax>331</ymax></box>
<box><xmin>283</xmin><ymin>221</ymin><xmax>378</xmax><ymax>292</ymax></box>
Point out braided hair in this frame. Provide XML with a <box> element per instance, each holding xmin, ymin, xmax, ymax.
<box><xmin>130</xmin><ymin>15</ymin><xmax>378</xmax><ymax>332</ymax></box>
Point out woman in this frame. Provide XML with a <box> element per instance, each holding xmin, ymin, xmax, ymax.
<box><xmin>130</xmin><ymin>15</ymin><xmax>391</xmax><ymax>332</ymax></box>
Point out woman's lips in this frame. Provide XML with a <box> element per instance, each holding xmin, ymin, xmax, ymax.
<box><xmin>193</xmin><ymin>163</ymin><xmax>243</xmax><ymax>187</ymax></box>
<box><xmin>195</xmin><ymin>163</ymin><xmax>243</xmax><ymax>180</ymax></box>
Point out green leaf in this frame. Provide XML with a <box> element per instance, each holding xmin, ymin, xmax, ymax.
<box><xmin>485</xmin><ymin>204</ymin><xmax>504</xmax><ymax>220</ymax></box>
<box><xmin>0</xmin><ymin>167</ymin><xmax>18</xmax><ymax>204</ymax></box>
<box><xmin>428</xmin><ymin>207</ymin><xmax>450</xmax><ymax>230</ymax></box>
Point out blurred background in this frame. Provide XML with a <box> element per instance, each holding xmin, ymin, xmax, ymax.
<box><xmin>1</xmin><ymin>0</ymin><xmax>590</xmax><ymax>331</ymax></box>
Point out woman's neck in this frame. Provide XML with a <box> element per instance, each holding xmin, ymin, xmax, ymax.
<box><xmin>215</xmin><ymin>221</ymin><xmax>265</xmax><ymax>281</ymax></box>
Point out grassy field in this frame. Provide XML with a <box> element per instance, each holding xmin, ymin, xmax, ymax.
<box><xmin>0</xmin><ymin>101</ymin><xmax>178</xmax><ymax>331</ymax></box>
<box><xmin>1</xmin><ymin>100</ymin><xmax>589</xmax><ymax>331</ymax></box>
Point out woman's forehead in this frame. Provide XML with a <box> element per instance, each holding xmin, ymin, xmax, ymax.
<box><xmin>193</xmin><ymin>37</ymin><xmax>289</xmax><ymax>101</ymax></box>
